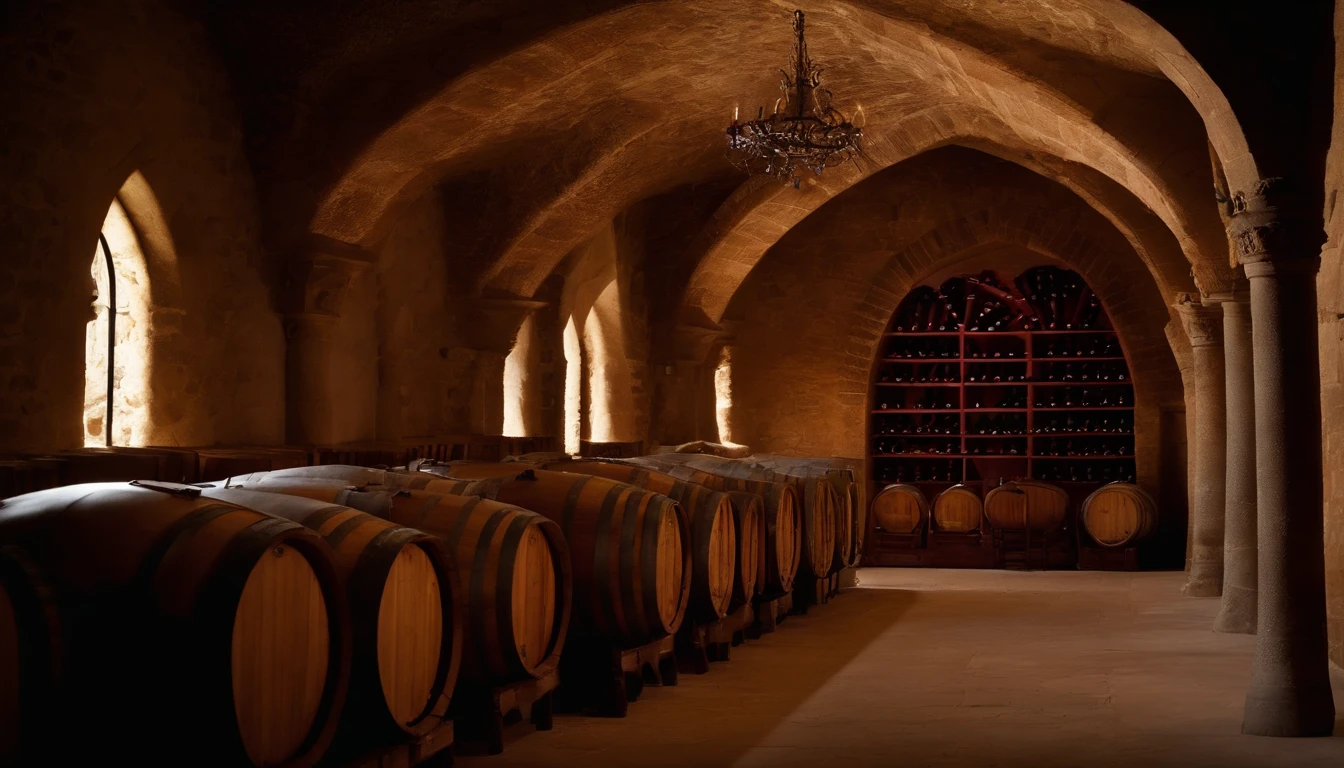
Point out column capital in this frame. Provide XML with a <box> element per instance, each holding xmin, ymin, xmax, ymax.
<box><xmin>286</xmin><ymin>252</ymin><xmax>374</xmax><ymax>317</ymax></box>
<box><xmin>462</xmin><ymin>296</ymin><xmax>548</xmax><ymax>354</ymax></box>
<box><xmin>670</xmin><ymin>323</ymin><xmax>728</xmax><ymax>364</ymax></box>
<box><xmin>1225</xmin><ymin>177</ymin><xmax>1325</xmax><ymax>267</ymax></box>
<box><xmin>1174</xmin><ymin>294</ymin><xmax>1224</xmax><ymax>348</ymax></box>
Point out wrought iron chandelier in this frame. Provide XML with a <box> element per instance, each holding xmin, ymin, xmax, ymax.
<box><xmin>725</xmin><ymin>10</ymin><xmax>862</xmax><ymax>188</ymax></box>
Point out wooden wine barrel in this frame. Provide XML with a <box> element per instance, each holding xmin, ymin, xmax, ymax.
<box><xmin>846</xmin><ymin>481</ymin><xmax>863</xmax><ymax>567</ymax></box>
<box><xmin>0</xmin><ymin>482</ymin><xmax>349</xmax><ymax>766</ymax></box>
<box><xmin>412</xmin><ymin>466</ymin><xmax>690</xmax><ymax>648</ymax></box>
<box><xmin>721</xmin><ymin>491</ymin><xmax>763</xmax><ymax>605</ymax></box>
<box><xmin>871</xmin><ymin>485</ymin><xmax>927</xmax><ymax>534</ymax></box>
<box><xmin>1081</xmin><ymin>483</ymin><xmax>1159</xmax><ymax>547</ymax></box>
<box><xmin>203</xmin><ymin>488</ymin><xmax>461</xmax><ymax>739</ymax></box>
<box><xmin>932</xmin><ymin>486</ymin><xmax>983</xmax><ymax>532</ymax></box>
<box><xmin>222</xmin><ymin>477</ymin><xmax>571</xmax><ymax>686</ymax></box>
<box><xmin>0</xmin><ymin>546</ymin><xmax>60</xmax><ymax>767</ymax></box>
<box><xmin>983</xmin><ymin>480</ymin><xmax>1069</xmax><ymax>533</ymax></box>
<box><xmin>632</xmin><ymin>455</ymin><xmax>837</xmax><ymax>580</ymax></box>
<box><xmin>623</xmin><ymin>459</ymin><xmax>801</xmax><ymax>596</ymax></box>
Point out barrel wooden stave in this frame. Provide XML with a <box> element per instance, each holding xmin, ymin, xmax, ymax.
<box><xmin>205</xmin><ymin>487</ymin><xmax>460</xmax><ymax>739</ymax></box>
<box><xmin>983</xmin><ymin>480</ymin><xmax>1069</xmax><ymax>533</ymax></box>
<box><xmin>933</xmin><ymin>486</ymin><xmax>983</xmax><ymax>533</ymax></box>
<box><xmin>872</xmin><ymin>484</ymin><xmax>928</xmax><ymax>534</ymax></box>
<box><xmin>1082</xmin><ymin>483</ymin><xmax>1159</xmax><ymax>547</ymax></box>
<box><xmin>722</xmin><ymin>492</ymin><xmax>764</xmax><ymax>604</ymax></box>
<box><xmin>0</xmin><ymin>483</ymin><xmax>349</xmax><ymax>766</ymax></box>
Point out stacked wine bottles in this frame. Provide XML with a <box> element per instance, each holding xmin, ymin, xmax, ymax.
<box><xmin>871</xmin><ymin>266</ymin><xmax>1135</xmax><ymax>502</ymax></box>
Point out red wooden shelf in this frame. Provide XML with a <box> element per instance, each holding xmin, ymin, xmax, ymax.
<box><xmin>871</xmin><ymin>268</ymin><xmax>1136</xmax><ymax>500</ymax></box>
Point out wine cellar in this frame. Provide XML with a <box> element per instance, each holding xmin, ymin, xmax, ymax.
<box><xmin>866</xmin><ymin>266</ymin><xmax>1149</xmax><ymax>570</ymax></box>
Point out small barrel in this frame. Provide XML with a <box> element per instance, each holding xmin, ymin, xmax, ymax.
<box><xmin>0</xmin><ymin>482</ymin><xmax>349</xmax><ymax>766</ymax></box>
<box><xmin>222</xmin><ymin>478</ymin><xmax>570</xmax><ymax>687</ymax></box>
<box><xmin>0</xmin><ymin>546</ymin><xmax>60</xmax><ymax>767</ymax></box>
<box><xmin>414</xmin><ymin>466</ymin><xmax>689</xmax><ymax>649</ymax></box>
<box><xmin>983</xmin><ymin>480</ymin><xmax>1069</xmax><ymax>532</ymax></box>
<box><xmin>1081</xmin><ymin>483</ymin><xmax>1158</xmax><ymax>547</ymax></box>
<box><xmin>871</xmin><ymin>485</ymin><xmax>927</xmax><ymax>534</ymax></box>
<box><xmin>204</xmin><ymin>488</ymin><xmax>461</xmax><ymax>740</ymax></box>
<box><xmin>932</xmin><ymin>486</ymin><xmax>983</xmax><ymax>532</ymax></box>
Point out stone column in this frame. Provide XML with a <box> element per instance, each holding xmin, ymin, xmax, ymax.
<box><xmin>1213</xmin><ymin>291</ymin><xmax>1257</xmax><ymax>634</ymax></box>
<box><xmin>285</xmin><ymin>251</ymin><xmax>374</xmax><ymax>446</ymax></box>
<box><xmin>1228</xmin><ymin>179</ymin><xmax>1334</xmax><ymax>736</ymax></box>
<box><xmin>1175</xmin><ymin>295</ymin><xmax>1226</xmax><ymax>598</ymax></box>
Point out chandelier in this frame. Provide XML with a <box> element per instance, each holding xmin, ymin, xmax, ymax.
<box><xmin>725</xmin><ymin>10</ymin><xmax>862</xmax><ymax>188</ymax></box>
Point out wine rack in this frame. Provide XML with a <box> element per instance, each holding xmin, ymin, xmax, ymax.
<box><xmin>867</xmin><ymin>267</ymin><xmax>1136</xmax><ymax>566</ymax></box>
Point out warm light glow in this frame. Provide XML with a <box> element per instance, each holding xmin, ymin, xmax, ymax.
<box><xmin>84</xmin><ymin>197</ymin><xmax>151</xmax><ymax>446</ymax></box>
<box><xmin>502</xmin><ymin>314</ymin><xmax>535</xmax><ymax>437</ymax></box>
<box><xmin>562</xmin><ymin>315</ymin><xmax>581</xmax><ymax>455</ymax></box>
<box><xmin>583</xmin><ymin>281</ymin><xmax>636</xmax><ymax>443</ymax></box>
<box><xmin>714</xmin><ymin>345</ymin><xmax>737</xmax><ymax>446</ymax></box>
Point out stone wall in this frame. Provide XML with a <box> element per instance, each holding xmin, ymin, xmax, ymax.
<box><xmin>0</xmin><ymin>0</ymin><xmax>283</xmax><ymax>450</ymax></box>
<box><xmin>1318</xmin><ymin>3</ymin><xmax>1344</xmax><ymax>668</ymax></box>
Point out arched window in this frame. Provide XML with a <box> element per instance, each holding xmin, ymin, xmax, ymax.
<box><xmin>84</xmin><ymin>196</ymin><xmax>152</xmax><ymax>446</ymax></box>
<box><xmin>502</xmin><ymin>314</ymin><xmax>537</xmax><ymax>437</ymax></box>
<box><xmin>714</xmin><ymin>344</ymin><xmax>735</xmax><ymax>445</ymax></box>
<box><xmin>562</xmin><ymin>315</ymin><xmax>582</xmax><ymax>455</ymax></box>
<box><xmin>583</xmin><ymin>280</ymin><xmax>635</xmax><ymax>443</ymax></box>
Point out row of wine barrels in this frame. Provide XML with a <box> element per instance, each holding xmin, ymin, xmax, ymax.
<box><xmin>516</xmin><ymin>460</ymin><xmax>752</xmax><ymax>619</ymax></box>
<box><xmin>1081</xmin><ymin>483</ymin><xmax>1159</xmax><ymax>547</ymax></box>
<box><xmin>740</xmin><ymin>455</ymin><xmax>862</xmax><ymax>569</ymax></box>
<box><xmin>631</xmin><ymin>454</ymin><xmax>836</xmax><ymax>581</ymax></box>
<box><xmin>0</xmin><ymin>483</ymin><xmax>349</xmax><ymax>766</ymax></box>
<box><xmin>440</xmin><ymin>459</ymin><xmax>736</xmax><ymax>621</ymax></box>
<box><xmin>224</xmin><ymin>474</ymin><xmax>571</xmax><ymax>686</ymax></box>
<box><xmin>202</xmin><ymin>487</ymin><xmax>461</xmax><ymax>740</ymax></box>
<box><xmin>616</xmin><ymin>459</ymin><xmax>800</xmax><ymax>596</ymax></box>
<box><xmin>984</xmin><ymin>480</ymin><xmax>1070</xmax><ymax>533</ymax></box>
<box><xmin>409</xmin><ymin>466</ymin><xmax>691</xmax><ymax>647</ymax></box>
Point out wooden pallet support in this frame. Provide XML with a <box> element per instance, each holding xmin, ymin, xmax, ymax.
<box><xmin>342</xmin><ymin>720</ymin><xmax>455</xmax><ymax>768</ymax></box>
<box><xmin>452</xmin><ymin>669</ymin><xmax>560</xmax><ymax>755</ymax></box>
<box><xmin>558</xmin><ymin>635</ymin><xmax>677</xmax><ymax>718</ymax></box>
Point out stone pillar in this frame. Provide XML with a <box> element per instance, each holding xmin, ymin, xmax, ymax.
<box><xmin>285</xmin><ymin>252</ymin><xmax>374</xmax><ymax>446</ymax></box>
<box><xmin>1228</xmin><ymin>179</ymin><xmax>1334</xmax><ymax>736</ymax></box>
<box><xmin>1214</xmin><ymin>291</ymin><xmax>1257</xmax><ymax>634</ymax></box>
<box><xmin>1175</xmin><ymin>295</ymin><xmax>1226</xmax><ymax>597</ymax></box>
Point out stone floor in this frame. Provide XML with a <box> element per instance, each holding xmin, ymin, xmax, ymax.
<box><xmin>457</xmin><ymin>569</ymin><xmax>1344</xmax><ymax>768</ymax></box>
